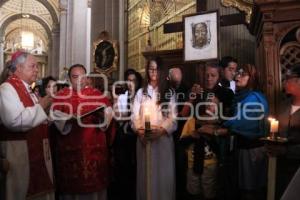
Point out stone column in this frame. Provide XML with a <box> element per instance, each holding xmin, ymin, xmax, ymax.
<box><xmin>59</xmin><ymin>0</ymin><xmax>90</xmax><ymax>73</ymax></box>
<box><xmin>59</xmin><ymin>0</ymin><xmax>68</xmax><ymax>76</ymax></box>
<box><xmin>0</xmin><ymin>39</ymin><xmax>4</xmax><ymax>73</ymax></box>
<box><xmin>47</xmin><ymin>42</ymin><xmax>53</xmax><ymax>76</ymax></box>
<box><xmin>118</xmin><ymin>0</ymin><xmax>125</xmax><ymax>80</ymax></box>
<box><xmin>66</xmin><ymin>0</ymin><xmax>73</xmax><ymax>67</ymax></box>
<box><xmin>51</xmin><ymin>25</ymin><xmax>60</xmax><ymax>77</ymax></box>
<box><xmin>86</xmin><ymin>0</ymin><xmax>92</xmax><ymax>73</ymax></box>
<box><xmin>71</xmin><ymin>0</ymin><xmax>89</xmax><ymax>66</ymax></box>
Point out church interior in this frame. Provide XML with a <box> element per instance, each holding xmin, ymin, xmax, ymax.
<box><xmin>0</xmin><ymin>0</ymin><xmax>300</xmax><ymax>200</ymax></box>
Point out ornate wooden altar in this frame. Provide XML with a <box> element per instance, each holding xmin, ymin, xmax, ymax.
<box><xmin>250</xmin><ymin>0</ymin><xmax>300</xmax><ymax>114</ymax></box>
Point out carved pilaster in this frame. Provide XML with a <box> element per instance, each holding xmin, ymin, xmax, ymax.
<box><xmin>59</xmin><ymin>0</ymin><xmax>68</xmax><ymax>13</ymax></box>
<box><xmin>251</xmin><ymin>0</ymin><xmax>300</xmax><ymax>115</ymax></box>
<box><xmin>87</xmin><ymin>0</ymin><xmax>92</xmax><ymax>8</ymax></box>
<box><xmin>0</xmin><ymin>39</ymin><xmax>4</xmax><ymax>72</ymax></box>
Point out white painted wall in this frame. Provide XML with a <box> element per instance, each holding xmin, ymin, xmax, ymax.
<box><xmin>59</xmin><ymin>0</ymin><xmax>91</xmax><ymax>75</ymax></box>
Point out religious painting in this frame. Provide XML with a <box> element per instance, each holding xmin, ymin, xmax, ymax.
<box><xmin>183</xmin><ymin>10</ymin><xmax>219</xmax><ymax>62</ymax></box>
<box><xmin>93</xmin><ymin>32</ymin><xmax>118</xmax><ymax>74</ymax></box>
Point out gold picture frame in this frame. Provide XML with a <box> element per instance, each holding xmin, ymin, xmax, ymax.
<box><xmin>221</xmin><ymin>0</ymin><xmax>253</xmax><ymax>23</ymax></box>
<box><xmin>93</xmin><ymin>38</ymin><xmax>118</xmax><ymax>74</ymax></box>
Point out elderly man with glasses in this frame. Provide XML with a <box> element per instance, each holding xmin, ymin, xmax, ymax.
<box><xmin>0</xmin><ymin>51</ymin><xmax>54</xmax><ymax>200</ymax></box>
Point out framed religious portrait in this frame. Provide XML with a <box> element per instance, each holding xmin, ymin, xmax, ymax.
<box><xmin>93</xmin><ymin>37</ymin><xmax>118</xmax><ymax>74</ymax></box>
<box><xmin>183</xmin><ymin>10</ymin><xmax>219</xmax><ymax>62</ymax></box>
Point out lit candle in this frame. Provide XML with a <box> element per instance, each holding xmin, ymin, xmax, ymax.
<box><xmin>268</xmin><ymin>118</ymin><xmax>279</xmax><ymax>139</ymax></box>
<box><xmin>270</xmin><ymin>120</ymin><xmax>279</xmax><ymax>133</ymax></box>
<box><xmin>269</xmin><ymin>118</ymin><xmax>279</xmax><ymax>133</ymax></box>
<box><xmin>144</xmin><ymin>108</ymin><xmax>151</xmax><ymax>131</ymax></box>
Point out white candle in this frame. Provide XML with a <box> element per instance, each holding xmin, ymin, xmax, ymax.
<box><xmin>144</xmin><ymin>108</ymin><xmax>151</xmax><ymax>130</ymax></box>
<box><xmin>267</xmin><ymin>117</ymin><xmax>279</xmax><ymax>200</ymax></box>
<box><xmin>270</xmin><ymin>119</ymin><xmax>279</xmax><ymax>133</ymax></box>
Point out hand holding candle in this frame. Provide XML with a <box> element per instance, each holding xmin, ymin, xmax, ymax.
<box><xmin>144</xmin><ymin>107</ymin><xmax>152</xmax><ymax>200</ymax></box>
<box><xmin>144</xmin><ymin>107</ymin><xmax>151</xmax><ymax>140</ymax></box>
<box><xmin>144</xmin><ymin>108</ymin><xmax>151</xmax><ymax>130</ymax></box>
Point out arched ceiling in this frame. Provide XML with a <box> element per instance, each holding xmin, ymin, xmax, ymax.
<box><xmin>0</xmin><ymin>0</ymin><xmax>54</xmax><ymax>27</ymax></box>
<box><xmin>48</xmin><ymin>0</ymin><xmax>59</xmax><ymax>17</ymax></box>
<box><xmin>0</xmin><ymin>0</ymin><xmax>59</xmax><ymax>55</ymax></box>
<box><xmin>5</xmin><ymin>28</ymin><xmax>49</xmax><ymax>52</ymax></box>
<box><xmin>5</xmin><ymin>18</ymin><xmax>48</xmax><ymax>43</ymax></box>
<box><xmin>3</xmin><ymin>0</ymin><xmax>50</xmax><ymax>14</ymax></box>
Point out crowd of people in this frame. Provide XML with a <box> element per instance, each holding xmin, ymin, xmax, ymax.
<box><xmin>0</xmin><ymin>51</ymin><xmax>299</xmax><ymax>200</ymax></box>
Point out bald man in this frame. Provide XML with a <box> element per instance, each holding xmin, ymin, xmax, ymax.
<box><xmin>168</xmin><ymin>67</ymin><xmax>183</xmax><ymax>89</ymax></box>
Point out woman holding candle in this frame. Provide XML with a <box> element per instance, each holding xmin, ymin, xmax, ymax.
<box><xmin>199</xmin><ymin>64</ymin><xmax>269</xmax><ymax>200</ymax></box>
<box><xmin>131</xmin><ymin>57</ymin><xmax>177</xmax><ymax>200</ymax></box>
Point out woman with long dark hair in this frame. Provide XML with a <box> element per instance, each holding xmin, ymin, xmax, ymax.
<box><xmin>109</xmin><ymin>68</ymin><xmax>143</xmax><ymax>200</ymax></box>
<box><xmin>131</xmin><ymin>57</ymin><xmax>177</xmax><ymax>200</ymax></box>
<box><xmin>40</xmin><ymin>76</ymin><xmax>57</xmax><ymax>97</ymax></box>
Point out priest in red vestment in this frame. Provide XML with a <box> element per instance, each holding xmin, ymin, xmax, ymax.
<box><xmin>52</xmin><ymin>64</ymin><xmax>115</xmax><ymax>200</ymax></box>
<box><xmin>0</xmin><ymin>51</ymin><xmax>54</xmax><ymax>200</ymax></box>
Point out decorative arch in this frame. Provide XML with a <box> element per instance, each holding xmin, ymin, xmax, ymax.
<box><xmin>276</xmin><ymin>23</ymin><xmax>300</xmax><ymax>48</ymax></box>
<box><xmin>5</xmin><ymin>26</ymin><xmax>49</xmax><ymax>50</ymax></box>
<box><xmin>0</xmin><ymin>0</ymin><xmax>59</xmax><ymax>25</ymax></box>
<box><xmin>0</xmin><ymin>13</ymin><xmax>52</xmax><ymax>42</ymax></box>
<box><xmin>276</xmin><ymin>25</ymin><xmax>300</xmax><ymax>89</ymax></box>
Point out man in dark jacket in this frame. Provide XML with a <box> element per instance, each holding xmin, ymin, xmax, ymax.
<box><xmin>272</xmin><ymin>63</ymin><xmax>300</xmax><ymax>199</ymax></box>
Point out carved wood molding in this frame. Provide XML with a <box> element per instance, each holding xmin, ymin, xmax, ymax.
<box><xmin>280</xmin><ymin>42</ymin><xmax>300</xmax><ymax>86</ymax></box>
<box><xmin>262</xmin><ymin>21</ymin><xmax>275</xmax><ymax>38</ymax></box>
<box><xmin>221</xmin><ymin>0</ymin><xmax>253</xmax><ymax>23</ymax></box>
<box><xmin>278</xmin><ymin>25</ymin><xmax>300</xmax><ymax>90</ymax></box>
<box><xmin>87</xmin><ymin>0</ymin><xmax>92</xmax><ymax>8</ymax></box>
<box><xmin>280</xmin><ymin>42</ymin><xmax>300</xmax><ymax>56</ymax></box>
<box><xmin>275</xmin><ymin>23</ymin><xmax>300</xmax><ymax>45</ymax></box>
<box><xmin>296</xmin><ymin>27</ymin><xmax>300</xmax><ymax>43</ymax></box>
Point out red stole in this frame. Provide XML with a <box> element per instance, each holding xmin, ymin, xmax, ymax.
<box><xmin>0</xmin><ymin>75</ymin><xmax>53</xmax><ymax>198</ymax></box>
<box><xmin>53</xmin><ymin>87</ymin><xmax>116</xmax><ymax>193</ymax></box>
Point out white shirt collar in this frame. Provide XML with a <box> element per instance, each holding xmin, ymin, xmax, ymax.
<box><xmin>148</xmin><ymin>84</ymin><xmax>158</xmax><ymax>91</ymax></box>
<box><xmin>21</xmin><ymin>80</ymin><xmax>31</xmax><ymax>92</ymax></box>
<box><xmin>291</xmin><ymin>105</ymin><xmax>300</xmax><ymax>115</ymax></box>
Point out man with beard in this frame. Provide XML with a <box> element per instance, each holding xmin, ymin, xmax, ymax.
<box><xmin>192</xmin><ymin>22</ymin><xmax>210</xmax><ymax>49</ymax></box>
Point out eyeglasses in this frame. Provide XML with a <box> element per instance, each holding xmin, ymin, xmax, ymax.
<box><xmin>148</xmin><ymin>68</ymin><xmax>158</xmax><ymax>73</ymax></box>
<box><xmin>235</xmin><ymin>72</ymin><xmax>249</xmax><ymax>78</ymax></box>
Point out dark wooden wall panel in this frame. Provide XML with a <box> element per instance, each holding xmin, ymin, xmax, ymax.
<box><xmin>208</xmin><ymin>0</ymin><xmax>255</xmax><ymax>65</ymax></box>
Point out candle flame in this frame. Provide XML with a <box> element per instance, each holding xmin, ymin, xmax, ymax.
<box><xmin>144</xmin><ymin>107</ymin><xmax>150</xmax><ymax>115</ymax></box>
<box><xmin>268</xmin><ymin>117</ymin><xmax>275</xmax><ymax>122</ymax></box>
